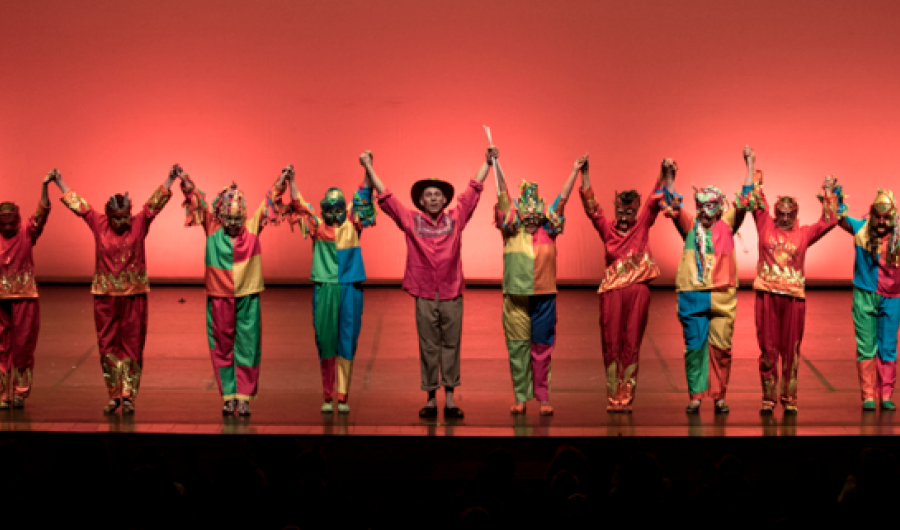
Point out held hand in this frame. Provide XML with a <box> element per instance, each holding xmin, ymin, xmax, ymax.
<box><xmin>281</xmin><ymin>164</ymin><xmax>295</xmax><ymax>181</ymax></box>
<box><xmin>486</xmin><ymin>147</ymin><xmax>499</xmax><ymax>165</ymax></box>
<box><xmin>359</xmin><ymin>150</ymin><xmax>373</xmax><ymax>168</ymax></box>
<box><xmin>180</xmin><ymin>173</ymin><xmax>195</xmax><ymax>194</ymax></box>
<box><xmin>743</xmin><ymin>145</ymin><xmax>755</xmax><ymax>166</ymax></box>
<box><xmin>169</xmin><ymin>164</ymin><xmax>184</xmax><ymax>180</ymax></box>
<box><xmin>574</xmin><ymin>154</ymin><xmax>589</xmax><ymax>172</ymax></box>
<box><xmin>43</xmin><ymin>169</ymin><xmax>59</xmax><ymax>185</ymax></box>
<box><xmin>823</xmin><ymin>174</ymin><xmax>837</xmax><ymax>193</ymax></box>
<box><xmin>661</xmin><ymin>158</ymin><xmax>678</xmax><ymax>177</ymax></box>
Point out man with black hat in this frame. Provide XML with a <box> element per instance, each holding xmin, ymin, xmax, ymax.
<box><xmin>0</xmin><ymin>171</ymin><xmax>54</xmax><ymax>409</ymax></box>
<box><xmin>360</xmin><ymin>147</ymin><xmax>496</xmax><ymax>419</ymax></box>
<box><xmin>53</xmin><ymin>167</ymin><xmax>177</xmax><ymax>414</ymax></box>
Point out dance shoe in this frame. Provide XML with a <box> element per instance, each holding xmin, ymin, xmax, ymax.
<box><xmin>222</xmin><ymin>399</ymin><xmax>237</xmax><ymax>416</ymax></box>
<box><xmin>103</xmin><ymin>399</ymin><xmax>121</xmax><ymax>414</ymax></box>
<box><xmin>540</xmin><ymin>403</ymin><xmax>554</xmax><ymax>416</ymax></box>
<box><xmin>714</xmin><ymin>401</ymin><xmax>730</xmax><ymax>414</ymax></box>
<box><xmin>862</xmin><ymin>400</ymin><xmax>877</xmax><ymax>411</ymax></box>
<box><xmin>0</xmin><ymin>401</ymin><xmax>9</xmax><ymax>410</ymax></box>
<box><xmin>443</xmin><ymin>407</ymin><xmax>464</xmax><ymax>419</ymax></box>
<box><xmin>12</xmin><ymin>396</ymin><xmax>24</xmax><ymax>409</ymax></box>
<box><xmin>759</xmin><ymin>403</ymin><xmax>775</xmax><ymax>416</ymax></box>
<box><xmin>237</xmin><ymin>400</ymin><xmax>251</xmax><ymax>417</ymax></box>
<box><xmin>783</xmin><ymin>404</ymin><xmax>798</xmax><ymax>416</ymax></box>
<box><xmin>510</xmin><ymin>403</ymin><xmax>526</xmax><ymax>415</ymax></box>
<box><xmin>685</xmin><ymin>401</ymin><xmax>701</xmax><ymax>414</ymax></box>
<box><xmin>338</xmin><ymin>403</ymin><xmax>350</xmax><ymax>414</ymax></box>
<box><xmin>881</xmin><ymin>400</ymin><xmax>896</xmax><ymax>411</ymax></box>
<box><xmin>418</xmin><ymin>406</ymin><xmax>438</xmax><ymax>418</ymax></box>
<box><xmin>321</xmin><ymin>402</ymin><xmax>334</xmax><ymax>413</ymax></box>
<box><xmin>121</xmin><ymin>399</ymin><xmax>135</xmax><ymax>414</ymax></box>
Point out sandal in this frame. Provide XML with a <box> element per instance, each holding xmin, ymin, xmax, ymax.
<box><xmin>685</xmin><ymin>401</ymin><xmax>701</xmax><ymax>414</ymax></box>
<box><xmin>539</xmin><ymin>403</ymin><xmax>554</xmax><ymax>416</ymax></box>
<box><xmin>103</xmin><ymin>399</ymin><xmax>121</xmax><ymax>415</ymax></box>
<box><xmin>714</xmin><ymin>401</ymin><xmax>730</xmax><ymax>414</ymax></box>
<box><xmin>510</xmin><ymin>402</ymin><xmax>526</xmax><ymax>415</ymax></box>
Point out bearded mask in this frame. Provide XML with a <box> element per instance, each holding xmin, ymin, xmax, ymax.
<box><xmin>614</xmin><ymin>190</ymin><xmax>640</xmax><ymax>231</ymax></box>
<box><xmin>0</xmin><ymin>202</ymin><xmax>21</xmax><ymax>238</ymax></box>
<box><xmin>516</xmin><ymin>180</ymin><xmax>547</xmax><ymax>226</ymax></box>
<box><xmin>694</xmin><ymin>186</ymin><xmax>727</xmax><ymax>220</ymax></box>
<box><xmin>320</xmin><ymin>188</ymin><xmax>347</xmax><ymax>226</ymax></box>
<box><xmin>105</xmin><ymin>193</ymin><xmax>132</xmax><ymax>233</ymax></box>
<box><xmin>775</xmin><ymin>196</ymin><xmax>799</xmax><ymax>230</ymax></box>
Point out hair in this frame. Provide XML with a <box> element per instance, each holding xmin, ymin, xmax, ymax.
<box><xmin>616</xmin><ymin>190</ymin><xmax>640</xmax><ymax>205</ymax></box>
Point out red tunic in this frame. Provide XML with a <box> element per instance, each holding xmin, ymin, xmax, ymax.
<box><xmin>62</xmin><ymin>187</ymin><xmax>171</xmax><ymax>296</ymax></box>
<box><xmin>0</xmin><ymin>201</ymin><xmax>50</xmax><ymax>299</ymax></box>
<box><xmin>579</xmin><ymin>184</ymin><xmax>663</xmax><ymax>294</ymax></box>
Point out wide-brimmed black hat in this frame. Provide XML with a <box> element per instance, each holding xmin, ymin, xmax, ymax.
<box><xmin>411</xmin><ymin>178</ymin><xmax>454</xmax><ymax>212</ymax></box>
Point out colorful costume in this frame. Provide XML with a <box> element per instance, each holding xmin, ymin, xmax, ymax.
<box><xmin>276</xmin><ymin>183</ymin><xmax>376</xmax><ymax>405</ymax></box>
<box><xmin>0</xmin><ymin>201</ymin><xmax>50</xmax><ymax>406</ymax></box>
<box><xmin>495</xmin><ymin>181</ymin><xmax>566</xmax><ymax>404</ymax></box>
<box><xmin>377</xmin><ymin>179</ymin><xmax>483</xmax><ymax>392</ymax></box>
<box><xmin>667</xmin><ymin>184</ymin><xmax>753</xmax><ymax>403</ymax></box>
<box><xmin>579</xmin><ymin>181</ymin><xmax>664</xmax><ymax>408</ymax></box>
<box><xmin>738</xmin><ymin>172</ymin><xmax>840</xmax><ymax>408</ymax></box>
<box><xmin>840</xmin><ymin>189</ymin><xmax>900</xmax><ymax>405</ymax></box>
<box><xmin>183</xmin><ymin>178</ymin><xmax>286</xmax><ymax>402</ymax></box>
<box><xmin>62</xmin><ymin>186</ymin><xmax>171</xmax><ymax>403</ymax></box>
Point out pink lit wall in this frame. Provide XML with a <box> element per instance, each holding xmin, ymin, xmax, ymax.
<box><xmin>2</xmin><ymin>1</ymin><xmax>899</xmax><ymax>285</ymax></box>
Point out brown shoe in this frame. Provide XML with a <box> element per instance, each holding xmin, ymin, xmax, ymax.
<box><xmin>122</xmin><ymin>399</ymin><xmax>135</xmax><ymax>414</ymax></box>
<box><xmin>103</xmin><ymin>399</ymin><xmax>121</xmax><ymax>414</ymax></box>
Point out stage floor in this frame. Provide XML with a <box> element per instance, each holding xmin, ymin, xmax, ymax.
<box><xmin>1</xmin><ymin>285</ymin><xmax>895</xmax><ymax>437</ymax></box>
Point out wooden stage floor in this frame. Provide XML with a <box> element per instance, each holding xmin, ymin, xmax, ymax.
<box><xmin>1</xmin><ymin>285</ymin><xmax>895</xmax><ymax>437</ymax></box>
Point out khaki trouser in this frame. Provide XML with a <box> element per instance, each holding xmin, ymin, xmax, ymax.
<box><xmin>415</xmin><ymin>296</ymin><xmax>463</xmax><ymax>391</ymax></box>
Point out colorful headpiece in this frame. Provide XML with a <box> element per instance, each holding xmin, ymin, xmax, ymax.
<box><xmin>871</xmin><ymin>189</ymin><xmax>897</xmax><ymax>218</ymax></box>
<box><xmin>0</xmin><ymin>202</ymin><xmax>20</xmax><ymax>224</ymax></box>
<box><xmin>213</xmin><ymin>183</ymin><xmax>246</xmax><ymax>219</ymax></box>
<box><xmin>516</xmin><ymin>180</ymin><xmax>547</xmax><ymax>225</ymax></box>
<box><xmin>106</xmin><ymin>193</ymin><xmax>131</xmax><ymax>214</ymax></box>
<box><xmin>320</xmin><ymin>188</ymin><xmax>348</xmax><ymax>225</ymax></box>
<box><xmin>694</xmin><ymin>185</ymin><xmax>727</xmax><ymax>218</ymax></box>
<box><xmin>870</xmin><ymin>189</ymin><xmax>900</xmax><ymax>266</ymax></box>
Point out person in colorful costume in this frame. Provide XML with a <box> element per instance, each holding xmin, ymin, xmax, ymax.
<box><xmin>663</xmin><ymin>147</ymin><xmax>756</xmax><ymax>414</ymax></box>
<box><xmin>0</xmin><ymin>171</ymin><xmax>54</xmax><ymax>409</ymax></box>
<box><xmin>53</xmin><ymin>167</ymin><xmax>176</xmax><ymax>414</ymax></box>
<box><xmin>180</xmin><ymin>165</ymin><xmax>289</xmax><ymax>416</ymax></box>
<box><xmin>838</xmin><ymin>187</ymin><xmax>900</xmax><ymax>411</ymax></box>
<box><xmin>494</xmin><ymin>155</ymin><xmax>580</xmax><ymax>416</ymax></box>
<box><xmin>579</xmin><ymin>157</ymin><xmax>672</xmax><ymax>412</ymax></box>
<box><xmin>270</xmin><ymin>164</ymin><xmax>376</xmax><ymax>414</ymax></box>
<box><xmin>363</xmin><ymin>147</ymin><xmax>494</xmax><ymax>419</ymax></box>
<box><xmin>737</xmin><ymin>148</ymin><xmax>840</xmax><ymax>415</ymax></box>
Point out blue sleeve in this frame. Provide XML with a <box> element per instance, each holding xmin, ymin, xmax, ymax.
<box><xmin>846</xmin><ymin>216</ymin><xmax>866</xmax><ymax>235</ymax></box>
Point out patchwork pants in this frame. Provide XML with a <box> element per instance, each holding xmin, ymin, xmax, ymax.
<box><xmin>852</xmin><ymin>288</ymin><xmax>899</xmax><ymax>402</ymax></box>
<box><xmin>677</xmin><ymin>288</ymin><xmax>737</xmax><ymax>400</ymax></box>
<box><xmin>208</xmin><ymin>294</ymin><xmax>261</xmax><ymax>401</ymax></box>
<box><xmin>600</xmin><ymin>284</ymin><xmax>650</xmax><ymax>406</ymax></box>
<box><xmin>0</xmin><ymin>299</ymin><xmax>39</xmax><ymax>403</ymax></box>
<box><xmin>503</xmin><ymin>294</ymin><xmax>556</xmax><ymax>403</ymax></box>
<box><xmin>94</xmin><ymin>295</ymin><xmax>147</xmax><ymax>401</ymax></box>
<box><xmin>313</xmin><ymin>282</ymin><xmax>363</xmax><ymax>403</ymax></box>
<box><xmin>416</xmin><ymin>296</ymin><xmax>463</xmax><ymax>392</ymax></box>
<box><xmin>755</xmin><ymin>291</ymin><xmax>805</xmax><ymax>407</ymax></box>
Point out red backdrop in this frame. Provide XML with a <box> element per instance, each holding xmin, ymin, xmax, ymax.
<box><xmin>2</xmin><ymin>0</ymin><xmax>899</xmax><ymax>285</ymax></box>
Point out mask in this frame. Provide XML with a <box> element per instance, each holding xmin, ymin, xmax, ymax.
<box><xmin>516</xmin><ymin>180</ymin><xmax>547</xmax><ymax>227</ymax></box>
<box><xmin>320</xmin><ymin>188</ymin><xmax>347</xmax><ymax>226</ymax></box>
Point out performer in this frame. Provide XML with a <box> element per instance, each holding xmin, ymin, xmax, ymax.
<box><xmin>663</xmin><ymin>147</ymin><xmax>755</xmax><ymax>414</ymax></box>
<box><xmin>579</xmin><ymin>157</ymin><xmax>672</xmax><ymax>413</ymax></box>
<box><xmin>0</xmin><ymin>171</ymin><xmax>53</xmax><ymax>409</ymax></box>
<box><xmin>181</xmin><ymin>165</ymin><xmax>288</xmax><ymax>416</ymax></box>
<box><xmin>362</xmin><ymin>147</ymin><xmax>493</xmax><ymax>419</ymax></box>
<box><xmin>738</xmin><ymin>149</ymin><xmax>839</xmax><ymax>415</ymax></box>
<box><xmin>838</xmin><ymin>188</ymin><xmax>900</xmax><ymax>411</ymax></box>
<box><xmin>271</xmin><ymin>164</ymin><xmax>377</xmax><ymax>414</ymax></box>
<box><xmin>736</xmin><ymin>150</ymin><xmax>840</xmax><ymax>415</ymax></box>
<box><xmin>494</xmin><ymin>155</ymin><xmax>580</xmax><ymax>416</ymax></box>
<box><xmin>54</xmin><ymin>167</ymin><xmax>176</xmax><ymax>414</ymax></box>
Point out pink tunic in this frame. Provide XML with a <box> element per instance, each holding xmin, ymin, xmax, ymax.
<box><xmin>0</xmin><ymin>201</ymin><xmax>50</xmax><ymax>299</ymax></box>
<box><xmin>377</xmin><ymin>180</ymin><xmax>483</xmax><ymax>300</ymax></box>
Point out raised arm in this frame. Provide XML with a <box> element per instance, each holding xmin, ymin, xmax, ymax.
<box><xmin>52</xmin><ymin>170</ymin><xmax>93</xmax><ymax>220</ymax></box>
<box><xmin>474</xmin><ymin>147</ymin><xmax>498</xmax><ymax>185</ymax></box>
<box><xmin>805</xmin><ymin>175</ymin><xmax>841</xmax><ymax>245</ymax></box>
<box><xmin>363</xmin><ymin>151</ymin><xmax>412</xmax><ymax>233</ymax></box>
<box><xmin>560</xmin><ymin>154</ymin><xmax>586</xmax><ymax>201</ymax></box>
<box><xmin>360</xmin><ymin>151</ymin><xmax>385</xmax><ymax>195</ymax></box>
<box><xmin>276</xmin><ymin>164</ymin><xmax>321</xmax><ymax>237</ymax></box>
<box><xmin>724</xmin><ymin>145</ymin><xmax>757</xmax><ymax>232</ymax></box>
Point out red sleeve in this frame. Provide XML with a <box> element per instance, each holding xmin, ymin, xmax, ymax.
<box><xmin>377</xmin><ymin>189</ymin><xmax>413</xmax><ymax>234</ymax></box>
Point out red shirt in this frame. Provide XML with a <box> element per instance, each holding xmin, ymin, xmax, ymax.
<box><xmin>580</xmin><ymin>185</ymin><xmax>663</xmax><ymax>293</ymax></box>
<box><xmin>62</xmin><ymin>186</ymin><xmax>171</xmax><ymax>296</ymax></box>
<box><xmin>378</xmin><ymin>180</ymin><xmax>483</xmax><ymax>300</ymax></box>
<box><xmin>752</xmin><ymin>191</ymin><xmax>839</xmax><ymax>298</ymax></box>
<box><xmin>0</xmin><ymin>201</ymin><xmax>50</xmax><ymax>299</ymax></box>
